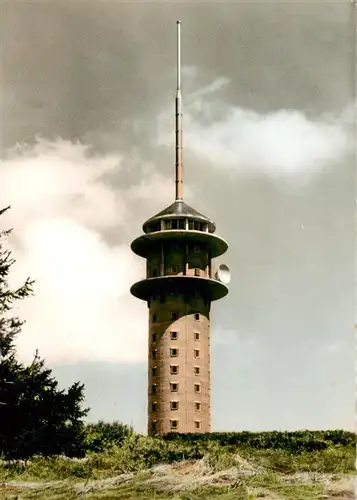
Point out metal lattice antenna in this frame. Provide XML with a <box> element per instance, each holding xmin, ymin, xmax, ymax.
<box><xmin>175</xmin><ymin>20</ymin><xmax>183</xmax><ymax>201</ymax></box>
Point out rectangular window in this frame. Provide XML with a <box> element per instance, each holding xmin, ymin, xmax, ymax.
<box><xmin>195</xmin><ymin>402</ymin><xmax>201</xmax><ymax>411</ymax></box>
<box><xmin>194</xmin><ymin>332</ymin><xmax>200</xmax><ymax>341</ymax></box>
<box><xmin>178</xmin><ymin>219</ymin><xmax>185</xmax><ymax>229</ymax></box>
<box><xmin>170</xmin><ymin>420</ymin><xmax>178</xmax><ymax>430</ymax></box>
<box><xmin>152</xmin><ymin>384</ymin><xmax>157</xmax><ymax>394</ymax></box>
<box><xmin>171</xmin><ymin>219</ymin><xmax>179</xmax><ymax>229</ymax></box>
<box><xmin>194</xmin><ymin>349</ymin><xmax>200</xmax><ymax>359</ymax></box>
<box><xmin>152</xmin><ymin>350</ymin><xmax>157</xmax><ymax>360</ymax></box>
<box><xmin>170</xmin><ymin>331</ymin><xmax>178</xmax><ymax>340</ymax></box>
<box><xmin>152</xmin><ymin>402</ymin><xmax>157</xmax><ymax>412</ymax></box>
<box><xmin>152</xmin><ymin>333</ymin><xmax>157</xmax><ymax>343</ymax></box>
<box><xmin>188</xmin><ymin>220</ymin><xmax>195</xmax><ymax>230</ymax></box>
<box><xmin>169</xmin><ymin>265</ymin><xmax>179</xmax><ymax>274</ymax></box>
<box><xmin>171</xmin><ymin>312</ymin><xmax>179</xmax><ymax>321</ymax></box>
<box><xmin>170</xmin><ymin>401</ymin><xmax>179</xmax><ymax>410</ymax></box>
<box><xmin>194</xmin><ymin>366</ymin><xmax>200</xmax><ymax>376</ymax></box>
<box><xmin>152</xmin><ymin>367</ymin><xmax>157</xmax><ymax>377</ymax></box>
<box><xmin>194</xmin><ymin>268</ymin><xmax>200</xmax><ymax>276</ymax></box>
<box><xmin>165</xmin><ymin>220</ymin><xmax>171</xmax><ymax>230</ymax></box>
<box><xmin>195</xmin><ymin>420</ymin><xmax>201</xmax><ymax>430</ymax></box>
<box><xmin>170</xmin><ymin>365</ymin><xmax>179</xmax><ymax>375</ymax></box>
<box><xmin>170</xmin><ymin>383</ymin><xmax>178</xmax><ymax>392</ymax></box>
<box><xmin>152</xmin><ymin>421</ymin><xmax>157</xmax><ymax>432</ymax></box>
<box><xmin>194</xmin><ymin>384</ymin><xmax>201</xmax><ymax>393</ymax></box>
<box><xmin>170</xmin><ymin>348</ymin><xmax>178</xmax><ymax>357</ymax></box>
<box><xmin>194</xmin><ymin>313</ymin><xmax>200</xmax><ymax>321</ymax></box>
<box><xmin>152</xmin><ymin>314</ymin><xmax>157</xmax><ymax>323</ymax></box>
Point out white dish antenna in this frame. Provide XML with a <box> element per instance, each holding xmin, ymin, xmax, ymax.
<box><xmin>214</xmin><ymin>264</ymin><xmax>231</xmax><ymax>284</ymax></box>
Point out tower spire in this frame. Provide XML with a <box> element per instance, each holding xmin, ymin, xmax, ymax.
<box><xmin>175</xmin><ymin>20</ymin><xmax>183</xmax><ymax>201</ymax></box>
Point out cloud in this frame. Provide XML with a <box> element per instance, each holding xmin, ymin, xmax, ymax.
<box><xmin>157</xmin><ymin>76</ymin><xmax>353</xmax><ymax>184</ymax></box>
<box><xmin>0</xmin><ymin>138</ymin><xmax>174</xmax><ymax>365</ymax></box>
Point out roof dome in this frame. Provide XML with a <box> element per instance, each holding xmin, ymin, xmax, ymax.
<box><xmin>142</xmin><ymin>200</ymin><xmax>216</xmax><ymax>233</ymax></box>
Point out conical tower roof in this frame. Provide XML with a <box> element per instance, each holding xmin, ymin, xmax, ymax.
<box><xmin>142</xmin><ymin>200</ymin><xmax>216</xmax><ymax>233</ymax></box>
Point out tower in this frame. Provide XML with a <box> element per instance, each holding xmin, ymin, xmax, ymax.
<box><xmin>130</xmin><ymin>21</ymin><xmax>229</xmax><ymax>436</ymax></box>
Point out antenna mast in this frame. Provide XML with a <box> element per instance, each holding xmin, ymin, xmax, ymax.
<box><xmin>175</xmin><ymin>20</ymin><xmax>183</xmax><ymax>201</ymax></box>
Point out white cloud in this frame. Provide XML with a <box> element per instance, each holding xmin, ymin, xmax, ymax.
<box><xmin>158</xmin><ymin>77</ymin><xmax>353</xmax><ymax>184</ymax></box>
<box><xmin>0</xmin><ymin>138</ymin><xmax>173</xmax><ymax>365</ymax></box>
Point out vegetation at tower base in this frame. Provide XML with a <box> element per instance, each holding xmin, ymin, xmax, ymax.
<box><xmin>0</xmin><ymin>206</ymin><xmax>89</xmax><ymax>460</ymax></box>
<box><xmin>0</xmin><ymin>427</ymin><xmax>354</xmax><ymax>499</ymax></box>
<box><xmin>163</xmin><ymin>430</ymin><xmax>355</xmax><ymax>452</ymax></box>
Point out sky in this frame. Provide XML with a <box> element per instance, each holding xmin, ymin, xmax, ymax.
<box><xmin>0</xmin><ymin>0</ymin><xmax>355</xmax><ymax>433</ymax></box>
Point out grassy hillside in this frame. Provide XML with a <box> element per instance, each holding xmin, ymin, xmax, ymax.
<box><xmin>0</xmin><ymin>429</ymin><xmax>355</xmax><ymax>499</ymax></box>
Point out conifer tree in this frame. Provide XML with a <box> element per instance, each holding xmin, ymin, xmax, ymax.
<box><xmin>0</xmin><ymin>206</ymin><xmax>89</xmax><ymax>459</ymax></box>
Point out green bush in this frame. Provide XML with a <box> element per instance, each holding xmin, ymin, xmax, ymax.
<box><xmin>163</xmin><ymin>430</ymin><xmax>355</xmax><ymax>454</ymax></box>
<box><xmin>84</xmin><ymin>420</ymin><xmax>134</xmax><ymax>453</ymax></box>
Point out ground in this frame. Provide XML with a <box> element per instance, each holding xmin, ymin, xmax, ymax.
<box><xmin>0</xmin><ymin>457</ymin><xmax>354</xmax><ymax>499</ymax></box>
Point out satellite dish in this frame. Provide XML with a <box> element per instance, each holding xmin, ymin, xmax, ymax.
<box><xmin>214</xmin><ymin>264</ymin><xmax>231</xmax><ymax>284</ymax></box>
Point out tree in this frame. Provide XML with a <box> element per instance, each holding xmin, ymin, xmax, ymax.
<box><xmin>0</xmin><ymin>206</ymin><xmax>89</xmax><ymax>459</ymax></box>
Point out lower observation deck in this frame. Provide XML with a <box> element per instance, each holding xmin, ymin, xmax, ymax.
<box><xmin>131</xmin><ymin>230</ymin><xmax>228</xmax><ymax>259</ymax></box>
<box><xmin>130</xmin><ymin>275</ymin><xmax>228</xmax><ymax>302</ymax></box>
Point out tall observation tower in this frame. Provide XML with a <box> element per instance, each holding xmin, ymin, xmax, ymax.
<box><xmin>130</xmin><ymin>21</ymin><xmax>230</xmax><ymax>436</ymax></box>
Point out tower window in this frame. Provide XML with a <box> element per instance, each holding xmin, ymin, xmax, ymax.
<box><xmin>170</xmin><ymin>401</ymin><xmax>179</xmax><ymax>410</ymax></box>
<box><xmin>170</xmin><ymin>420</ymin><xmax>178</xmax><ymax>430</ymax></box>
<box><xmin>194</xmin><ymin>245</ymin><xmax>200</xmax><ymax>253</ymax></box>
<box><xmin>152</xmin><ymin>421</ymin><xmax>157</xmax><ymax>433</ymax></box>
<box><xmin>194</xmin><ymin>366</ymin><xmax>200</xmax><ymax>375</ymax></box>
<box><xmin>195</xmin><ymin>402</ymin><xmax>201</xmax><ymax>411</ymax></box>
<box><xmin>152</xmin><ymin>349</ymin><xmax>157</xmax><ymax>360</ymax></box>
<box><xmin>152</xmin><ymin>314</ymin><xmax>157</xmax><ymax>323</ymax></box>
<box><xmin>194</xmin><ymin>332</ymin><xmax>200</xmax><ymax>341</ymax></box>
<box><xmin>152</xmin><ymin>384</ymin><xmax>157</xmax><ymax>394</ymax></box>
<box><xmin>170</xmin><ymin>383</ymin><xmax>178</xmax><ymax>392</ymax></box>
<box><xmin>195</xmin><ymin>420</ymin><xmax>201</xmax><ymax>430</ymax></box>
<box><xmin>194</xmin><ymin>383</ymin><xmax>201</xmax><ymax>393</ymax></box>
<box><xmin>152</xmin><ymin>402</ymin><xmax>157</xmax><ymax>412</ymax></box>
<box><xmin>170</xmin><ymin>365</ymin><xmax>179</xmax><ymax>375</ymax></box>
<box><xmin>194</xmin><ymin>313</ymin><xmax>200</xmax><ymax>321</ymax></box>
<box><xmin>170</xmin><ymin>348</ymin><xmax>178</xmax><ymax>357</ymax></box>
<box><xmin>152</xmin><ymin>367</ymin><xmax>157</xmax><ymax>377</ymax></box>
<box><xmin>171</xmin><ymin>311</ymin><xmax>179</xmax><ymax>321</ymax></box>
<box><xmin>188</xmin><ymin>220</ymin><xmax>195</xmax><ymax>230</ymax></box>
<box><xmin>170</xmin><ymin>331</ymin><xmax>178</xmax><ymax>340</ymax></box>
<box><xmin>194</xmin><ymin>349</ymin><xmax>200</xmax><ymax>359</ymax></box>
<box><xmin>152</xmin><ymin>333</ymin><xmax>157</xmax><ymax>343</ymax></box>
<box><xmin>195</xmin><ymin>268</ymin><xmax>200</xmax><ymax>276</ymax></box>
<box><xmin>169</xmin><ymin>265</ymin><xmax>179</xmax><ymax>274</ymax></box>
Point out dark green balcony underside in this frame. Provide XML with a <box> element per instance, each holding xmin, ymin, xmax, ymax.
<box><xmin>130</xmin><ymin>275</ymin><xmax>228</xmax><ymax>302</ymax></box>
<box><xmin>131</xmin><ymin>230</ymin><xmax>228</xmax><ymax>259</ymax></box>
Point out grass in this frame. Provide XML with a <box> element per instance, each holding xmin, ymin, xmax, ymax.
<box><xmin>0</xmin><ymin>435</ymin><xmax>354</xmax><ymax>499</ymax></box>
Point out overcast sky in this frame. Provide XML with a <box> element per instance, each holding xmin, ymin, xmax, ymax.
<box><xmin>0</xmin><ymin>1</ymin><xmax>355</xmax><ymax>433</ymax></box>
